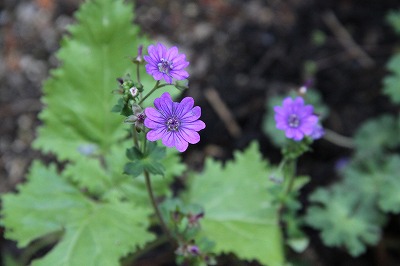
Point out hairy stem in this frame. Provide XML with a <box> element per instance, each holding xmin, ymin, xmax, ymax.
<box><xmin>284</xmin><ymin>159</ymin><xmax>297</xmax><ymax>196</ymax></box>
<box><xmin>144</xmin><ymin>170</ymin><xmax>175</xmax><ymax>246</ymax></box>
<box><xmin>138</xmin><ymin>81</ymin><xmax>169</xmax><ymax>105</ymax></box>
<box><xmin>323</xmin><ymin>128</ymin><xmax>355</xmax><ymax>149</ymax></box>
<box><xmin>132</xmin><ymin>125</ymin><xmax>140</xmax><ymax>149</ymax></box>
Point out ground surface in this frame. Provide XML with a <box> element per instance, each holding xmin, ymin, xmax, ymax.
<box><xmin>1</xmin><ymin>0</ymin><xmax>400</xmax><ymax>265</ymax></box>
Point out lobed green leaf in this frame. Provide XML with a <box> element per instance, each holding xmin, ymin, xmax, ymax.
<box><xmin>32</xmin><ymin>0</ymin><xmax>154</xmax><ymax>161</ymax></box>
<box><xmin>1</xmin><ymin>161</ymin><xmax>155</xmax><ymax>266</ymax></box>
<box><xmin>186</xmin><ymin>142</ymin><xmax>285</xmax><ymax>266</ymax></box>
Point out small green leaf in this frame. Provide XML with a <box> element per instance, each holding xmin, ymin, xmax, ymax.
<box><xmin>186</xmin><ymin>142</ymin><xmax>285</xmax><ymax>266</ymax></box>
<box><xmin>124</xmin><ymin>142</ymin><xmax>166</xmax><ymax>177</ymax></box>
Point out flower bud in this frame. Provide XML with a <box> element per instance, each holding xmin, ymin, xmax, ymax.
<box><xmin>132</xmin><ymin>45</ymin><xmax>144</xmax><ymax>64</ymax></box>
<box><xmin>174</xmin><ymin>79</ymin><xmax>189</xmax><ymax>91</ymax></box>
<box><xmin>129</xmin><ymin>87</ymin><xmax>138</xmax><ymax>97</ymax></box>
<box><xmin>187</xmin><ymin>245</ymin><xmax>200</xmax><ymax>256</ymax></box>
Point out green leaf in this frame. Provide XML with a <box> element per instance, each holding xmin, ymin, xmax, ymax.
<box><xmin>377</xmin><ymin>156</ymin><xmax>400</xmax><ymax>212</ymax></box>
<box><xmin>353</xmin><ymin>115</ymin><xmax>399</xmax><ymax>160</ymax></box>
<box><xmin>383</xmin><ymin>53</ymin><xmax>400</xmax><ymax>103</ymax></box>
<box><xmin>186</xmin><ymin>142</ymin><xmax>285</xmax><ymax>266</ymax></box>
<box><xmin>305</xmin><ymin>184</ymin><xmax>385</xmax><ymax>257</ymax></box>
<box><xmin>345</xmin><ymin>155</ymin><xmax>400</xmax><ymax>214</ymax></box>
<box><xmin>1</xmin><ymin>161</ymin><xmax>91</xmax><ymax>247</ymax></box>
<box><xmin>1</xmin><ymin>161</ymin><xmax>155</xmax><ymax>266</ymax></box>
<box><xmin>31</xmin><ymin>203</ymin><xmax>154</xmax><ymax>266</ymax></box>
<box><xmin>62</xmin><ymin>141</ymin><xmax>185</xmax><ymax>206</ymax></box>
<box><xmin>387</xmin><ymin>10</ymin><xmax>400</xmax><ymax>35</ymax></box>
<box><xmin>124</xmin><ymin>142</ymin><xmax>166</xmax><ymax>177</ymax></box>
<box><xmin>32</xmin><ymin>0</ymin><xmax>153</xmax><ymax>161</ymax></box>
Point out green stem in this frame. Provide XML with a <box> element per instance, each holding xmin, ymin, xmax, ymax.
<box><xmin>323</xmin><ymin>128</ymin><xmax>355</xmax><ymax>149</ymax></box>
<box><xmin>284</xmin><ymin>159</ymin><xmax>297</xmax><ymax>196</ymax></box>
<box><xmin>132</xmin><ymin>125</ymin><xmax>139</xmax><ymax>149</ymax></box>
<box><xmin>138</xmin><ymin>81</ymin><xmax>169</xmax><ymax>105</ymax></box>
<box><xmin>144</xmin><ymin>170</ymin><xmax>175</xmax><ymax>246</ymax></box>
<box><xmin>136</xmin><ymin>62</ymin><xmax>141</xmax><ymax>86</ymax></box>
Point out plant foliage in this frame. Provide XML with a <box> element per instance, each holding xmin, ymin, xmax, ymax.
<box><xmin>1</xmin><ymin>0</ymin><xmax>185</xmax><ymax>265</ymax></box>
<box><xmin>186</xmin><ymin>142</ymin><xmax>285</xmax><ymax>266</ymax></box>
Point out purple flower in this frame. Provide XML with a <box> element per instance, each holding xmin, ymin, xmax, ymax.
<box><xmin>274</xmin><ymin>97</ymin><xmax>318</xmax><ymax>141</ymax></box>
<box><xmin>144</xmin><ymin>43</ymin><xmax>189</xmax><ymax>84</ymax></box>
<box><xmin>144</xmin><ymin>92</ymin><xmax>205</xmax><ymax>152</ymax></box>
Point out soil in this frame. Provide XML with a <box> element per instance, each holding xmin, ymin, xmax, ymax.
<box><xmin>1</xmin><ymin>0</ymin><xmax>400</xmax><ymax>265</ymax></box>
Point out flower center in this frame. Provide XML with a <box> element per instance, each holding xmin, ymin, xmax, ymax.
<box><xmin>288</xmin><ymin>114</ymin><xmax>300</xmax><ymax>128</ymax></box>
<box><xmin>158</xmin><ymin>58</ymin><xmax>173</xmax><ymax>74</ymax></box>
<box><xmin>167</xmin><ymin>117</ymin><xmax>180</xmax><ymax>131</ymax></box>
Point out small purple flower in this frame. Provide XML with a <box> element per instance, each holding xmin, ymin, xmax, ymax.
<box><xmin>274</xmin><ymin>97</ymin><xmax>318</xmax><ymax>141</ymax></box>
<box><xmin>144</xmin><ymin>92</ymin><xmax>205</xmax><ymax>152</ymax></box>
<box><xmin>144</xmin><ymin>43</ymin><xmax>189</xmax><ymax>84</ymax></box>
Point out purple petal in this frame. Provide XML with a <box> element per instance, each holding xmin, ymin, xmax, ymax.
<box><xmin>145</xmin><ymin>107</ymin><xmax>163</xmax><ymax>121</ymax></box>
<box><xmin>162</xmin><ymin>131</ymin><xmax>175</xmax><ymax>147</ymax></box>
<box><xmin>276</xmin><ymin>121</ymin><xmax>288</xmax><ymax>130</ymax></box>
<box><xmin>145</xmin><ymin>64</ymin><xmax>159</xmax><ymax>75</ymax></box>
<box><xmin>293</xmin><ymin>130</ymin><xmax>304</xmax><ymax>141</ymax></box>
<box><xmin>173</xmin><ymin>60</ymin><xmax>190</xmax><ymax>70</ymax></box>
<box><xmin>144</xmin><ymin>117</ymin><xmax>164</xmax><ymax>129</ymax></box>
<box><xmin>157</xmin><ymin>43</ymin><xmax>166</xmax><ymax>60</ymax></box>
<box><xmin>175</xmin><ymin>97</ymin><xmax>194</xmax><ymax>117</ymax></box>
<box><xmin>147</xmin><ymin>127</ymin><xmax>166</xmax><ymax>141</ymax></box>
<box><xmin>301</xmin><ymin>125</ymin><xmax>314</xmax><ymax>135</ymax></box>
<box><xmin>294</xmin><ymin>97</ymin><xmax>304</xmax><ymax>106</ymax></box>
<box><xmin>171</xmin><ymin>70</ymin><xmax>189</xmax><ymax>80</ymax></box>
<box><xmin>285</xmin><ymin>128</ymin><xmax>296</xmax><ymax>139</ymax></box>
<box><xmin>282</xmin><ymin>98</ymin><xmax>294</xmax><ymax>109</ymax></box>
<box><xmin>163</xmin><ymin>74</ymin><xmax>173</xmax><ymax>84</ymax></box>
<box><xmin>274</xmin><ymin>106</ymin><xmax>287</xmax><ymax>116</ymax></box>
<box><xmin>304</xmin><ymin>115</ymin><xmax>318</xmax><ymax>125</ymax></box>
<box><xmin>298</xmin><ymin>105</ymin><xmax>313</xmax><ymax>118</ymax></box>
<box><xmin>154</xmin><ymin>93</ymin><xmax>173</xmax><ymax>117</ymax></box>
<box><xmin>174</xmin><ymin>133</ymin><xmax>189</xmax><ymax>152</ymax></box>
<box><xmin>182</xmin><ymin>120</ymin><xmax>205</xmax><ymax>131</ymax></box>
<box><xmin>172</xmin><ymin>54</ymin><xmax>187</xmax><ymax>66</ymax></box>
<box><xmin>147</xmin><ymin>45</ymin><xmax>156</xmax><ymax>57</ymax></box>
<box><xmin>166</xmin><ymin>46</ymin><xmax>178</xmax><ymax>61</ymax></box>
<box><xmin>179</xmin><ymin>129</ymin><xmax>200</xmax><ymax>144</ymax></box>
<box><xmin>181</xmin><ymin>106</ymin><xmax>201</xmax><ymax>122</ymax></box>
<box><xmin>153</xmin><ymin>71</ymin><xmax>164</xmax><ymax>81</ymax></box>
<box><xmin>144</xmin><ymin>54</ymin><xmax>157</xmax><ymax>65</ymax></box>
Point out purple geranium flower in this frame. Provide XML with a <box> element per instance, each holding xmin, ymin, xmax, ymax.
<box><xmin>274</xmin><ymin>97</ymin><xmax>319</xmax><ymax>141</ymax></box>
<box><xmin>144</xmin><ymin>43</ymin><xmax>189</xmax><ymax>84</ymax></box>
<box><xmin>144</xmin><ymin>92</ymin><xmax>205</xmax><ymax>152</ymax></box>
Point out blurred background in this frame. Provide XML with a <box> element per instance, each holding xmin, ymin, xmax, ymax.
<box><xmin>1</xmin><ymin>0</ymin><xmax>399</xmax><ymax>265</ymax></box>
